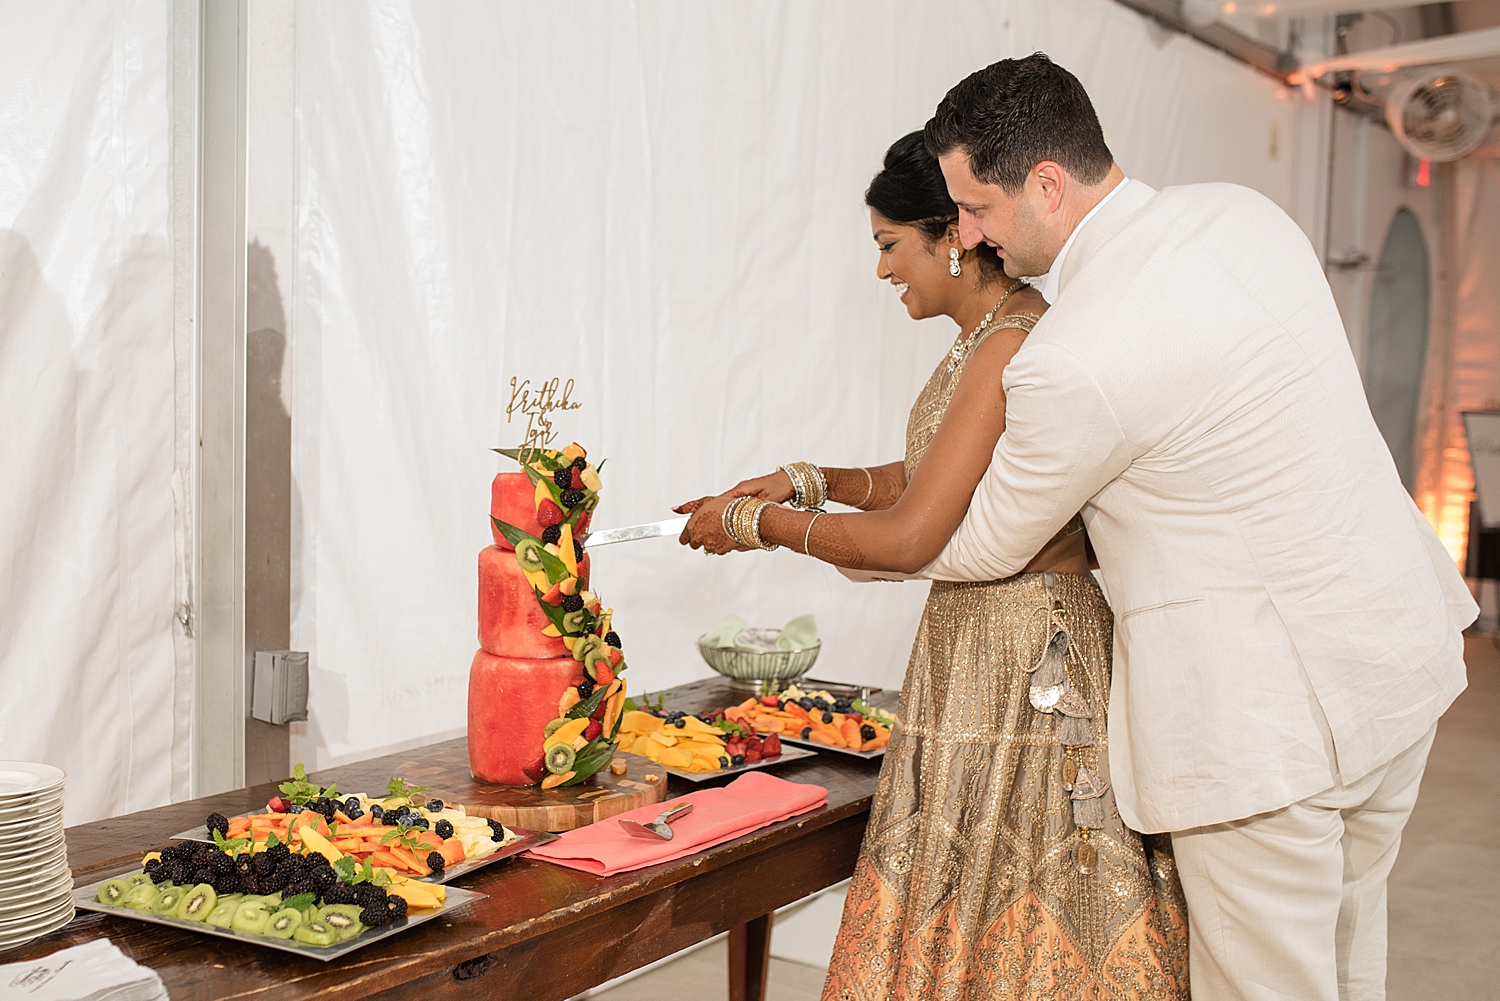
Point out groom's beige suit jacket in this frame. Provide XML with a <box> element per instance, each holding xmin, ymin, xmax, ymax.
<box><xmin>925</xmin><ymin>179</ymin><xmax>1476</xmax><ymax>834</ymax></box>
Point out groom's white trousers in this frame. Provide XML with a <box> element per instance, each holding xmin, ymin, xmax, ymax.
<box><xmin>1170</xmin><ymin>724</ymin><xmax>1437</xmax><ymax>1001</ymax></box>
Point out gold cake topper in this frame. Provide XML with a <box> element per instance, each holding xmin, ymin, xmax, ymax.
<box><xmin>506</xmin><ymin>376</ymin><xmax>581</xmax><ymax>450</ymax></box>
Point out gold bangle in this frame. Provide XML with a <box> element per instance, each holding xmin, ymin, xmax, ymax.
<box><xmin>749</xmin><ymin>500</ymin><xmax>779</xmax><ymax>551</ymax></box>
<box><xmin>803</xmin><ymin>512</ymin><xmax>824</xmax><ymax>555</ymax></box>
<box><xmin>722</xmin><ymin>496</ymin><xmax>750</xmax><ymax>546</ymax></box>
<box><xmin>857</xmin><ymin>468</ymin><xmax>874</xmax><ymax>509</ymax></box>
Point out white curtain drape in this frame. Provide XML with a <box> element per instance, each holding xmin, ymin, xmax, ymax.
<box><xmin>285</xmin><ymin>0</ymin><xmax>1312</xmax><ymax>769</ymax></box>
<box><xmin>0</xmin><ymin>1</ymin><xmax>184</xmax><ymax>824</ymax></box>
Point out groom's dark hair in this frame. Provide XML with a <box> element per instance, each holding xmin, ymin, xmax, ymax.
<box><xmin>925</xmin><ymin>53</ymin><xmax>1114</xmax><ymax>193</ymax></box>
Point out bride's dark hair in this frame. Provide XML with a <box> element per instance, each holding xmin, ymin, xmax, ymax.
<box><xmin>865</xmin><ymin>131</ymin><xmax>1003</xmax><ymax>279</ymax></box>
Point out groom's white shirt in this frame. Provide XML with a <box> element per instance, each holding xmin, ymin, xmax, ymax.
<box><xmin>925</xmin><ymin>179</ymin><xmax>1476</xmax><ymax>833</ymax></box>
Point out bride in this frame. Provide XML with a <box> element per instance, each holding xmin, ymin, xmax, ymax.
<box><xmin>676</xmin><ymin>132</ymin><xmax>1188</xmax><ymax>1000</ymax></box>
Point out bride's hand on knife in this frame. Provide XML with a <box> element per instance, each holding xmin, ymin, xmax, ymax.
<box><xmin>672</xmin><ymin>470</ymin><xmax>794</xmax><ymax>512</ymax></box>
<box><xmin>674</xmin><ymin>494</ymin><xmax>751</xmax><ymax>555</ymax></box>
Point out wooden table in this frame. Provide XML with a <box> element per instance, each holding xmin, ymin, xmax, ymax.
<box><xmin>7</xmin><ymin>678</ymin><xmax>893</xmax><ymax>1000</ymax></box>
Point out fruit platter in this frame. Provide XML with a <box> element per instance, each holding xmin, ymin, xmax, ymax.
<box><xmin>74</xmin><ymin>834</ymin><xmax>487</xmax><ymax>961</ymax></box>
<box><xmin>614</xmin><ymin>697</ymin><xmax>816</xmax><ymax>784</ymax></box>
<box><xmin>171</xmin><ymin>769</ymin><xmax>556</xmax><ymax>884</ymax></box>
<box><xmin>722</xmin><ymin>685</ymin><xmax>895</xmax><ymax>759</ymax></box>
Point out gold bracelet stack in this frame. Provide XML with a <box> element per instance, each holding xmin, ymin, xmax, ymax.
<box><xmin>722</xmin><ymin>496</ymin><xmax>779</xmax><ymax>550</ymax></box>
<box><xmin>778</xmin><ymin>462</ymin><xmax>828</xmax><ymax>511</ymax></box>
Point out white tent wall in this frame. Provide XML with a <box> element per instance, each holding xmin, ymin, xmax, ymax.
<box><xmin>0</xmin><ymin>1</ymin><xmax>189</xmax><ymax>825</ymax></box>
<box><xmin>275</xmin><ymin>0</ymin><xmax>1322</xmax><ymax>771</ymax></box>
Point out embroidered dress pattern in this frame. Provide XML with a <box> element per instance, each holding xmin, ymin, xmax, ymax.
<box><xmin>822</xmin><ymin>315</ymin><xmax>1189</xmax><ymax>1001</ymax></box>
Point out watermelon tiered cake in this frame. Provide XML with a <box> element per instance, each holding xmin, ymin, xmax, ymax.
<box><xmin>469</xmin><ymin>443</ymin><xmax>629</xmax><ymax>788</ymax></box>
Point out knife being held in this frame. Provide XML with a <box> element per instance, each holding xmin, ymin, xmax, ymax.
<box><xmin>583</xmin><ymin>517</ymin><xmax>690</xmax><ymax>547</ymax></box>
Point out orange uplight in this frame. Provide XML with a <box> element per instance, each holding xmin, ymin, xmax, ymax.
<box><xmin>1223</xmin><ymin>1</ymin><xmax>1238</xmax><ymax>12</ymax></box>
<box><xmin>1416</xmin><ymin>157</ymin><xmax>1431</xmax><ymax>187</ymax></box>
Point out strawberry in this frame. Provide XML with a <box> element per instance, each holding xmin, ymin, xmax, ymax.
<box><xmin>594</xmin><ymin>661</ymin><xmax>615</xmax><ymax>687</ymax></box>
<box><xmin>540</xmin><ymin>582</ymin><xmax>565</xmax><ymax>606</ymax></box>
<box><xmin>268</xmin><ymin>795</ymin><xmax>289</xmax><ymax>813</ymax></box>
<box><xmin>759</xmin><ymin>696</ymin><xmax>779</xmax><ymax>707</ymax></box>
<box><xmin>570</xmin><ymin>468</ymin><xmax>585</xmax><ymax>490</ymax></box>
<box><xmin>537</xmin><ymin>498</ymin><xmax>564</xmax><ymax>526</ymax></box>
<box><xmin>762</xmin><ymin>733</ymin><xmax>782</xmax><ymax>758</ymax></box>
<box><xmin>575</xmin><ymin>511</ymin><xmax>592</xmax><ymax>535</ymax></box>
<box><xmin>583</xmin><ymin>719</ymin><xmax>603</xmax><ymax>741</ymax></box>
<box><xmin>744</xmin><ymin>750</ymin><xmax>762</xmax><ymax>764</ymax></box>
<box><xmin>607</xmin><ymin>647</ymin><xmax>624</xmax><ymax>666</ymax></box>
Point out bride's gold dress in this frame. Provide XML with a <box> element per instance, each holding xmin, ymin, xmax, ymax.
<box><xmin>822</xmin><ymin>315</ymin><xmax>1190</xmax><ymax>1001</ymax></box>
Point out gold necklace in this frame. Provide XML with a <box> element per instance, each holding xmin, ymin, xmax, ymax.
<box><xmin>946</xmin><ymin>279</ymin><xmax>1028</xmax><ymax>372</ymax></box>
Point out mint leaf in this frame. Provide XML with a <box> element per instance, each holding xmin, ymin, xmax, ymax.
<box><xmin>264</xmin><ymin>831</ymin><xmax>280</xmax><ymax>850</ymax></box>
<box><xmin>332</xmin><ymin>857</ymin><xmax>357</xmax><ymax>882</ymax></box>
<box><xmin>282</xmin><ymin>892</ymin><xmax>316</xmax><ymax>913</ymax></box>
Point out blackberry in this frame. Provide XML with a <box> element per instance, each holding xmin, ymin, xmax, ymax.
<box><xmin>312</xmin><ymin>798</ymin><xmax>338</xmax><ymax>821</ymax></box>
<box><xmin>354</xmin><ymin>884</ymin><xmax>387</xmax><ymax>907</ymax></box>
<box><xmin>266</xmin><ymin>842</ymin><xmax>291</xmax><ymax>862</ymax></box>
<box><xmin>205</xmin><ymin>812</ymin><xmax>230</xmax><ymax>837</ymax></box>
<box><xmin>321</xmin><ymin>882</ymin><xmax>356</xmax><ymax>906</ymax></box>
<box><xmin>860</xmin><ymin>724</ymin><xmax>877</xmax><ymax>741</ymax></box>
<box><xmin>561</xmin><ymin>594</ymin><xmax>584</xmax><ymax>613</ymax></box>
<box><xmin>559</xmin><ymin>488</ymin><xmax>584</xmax><ymax>508</ymax></box>
<box><xmin>213</xmin><ymin>874</ymin><xmax>240</xmax><ymax>896</ymax></box>
<box><xmin>577</xmin><ymin>677</ymin><xmax>594</xmax><ymax>699</ymax></box>
<box><xmin>285</xmin><ymin>879</ymin><xmax>314</xmax><ymax>897</ymax></box>
<box><xmin>486</xmin><ymin>819</ymin><xmax>506</xmax><ymax>840</ymax></box>
<box><xmin>168</xmin><ymin>865</ymin><xmax>190</xmax><ymax>885</ymax></box>
<box><xmin>192</xmin><ymin>846</ymin><xmax>215</xmax><ymax>866</ymax></box>
<box><xmin>553</xmin><ymin>468</ymin><xmax>573</xmax><ymax>487</ymax></box>
<box><xmin>426</xmin><ymin>851</ymin><xmax>445</xmax><ymax>874</ymax></box>
<box><xmin>541</xmin><ymin>524</ymin><xmax>562</xmax><ymax>545</ymax></box>
<box><xmin>234</xmin><ymin>859</ymin><xmax>252</xmax><ymax>878</ymax></box>
<box><xmin>604</xmin><ymin>631</ymin><xmax>621</xmax><ymax>649</ymax></box>
<box><xmin>386</xmin><ymin>895</ymin><xmax>408</xmax><ymax>921</ymax></box>
<box><xmin>360</xmin><ymin>902</ymin><xmax>393</xmax><ymax>927</ymax></box>
<box><xmin>573</xmin><ymin>539</ymin><xmax>584</xmax><ymax>563</ymax></box>
<box><xmin>571</xmin><ymin>456</ymin><xmax>587</xmax><ymax>471</ymax></box>
<box><xmin>252</xmin><ymin>853</ymin><xmax>275</xmax><ymax>875</ymax></box>
<box><xmin>143</xmin><ymin>858</ymin><xmax>161</xmax><ymax>874</ymax></box>
<box><xmin>193</xmin><ymin>867</ymin><xmax>213</xmax><ymax>885</ymax></box>
<box><xmin>310</xmin><ymin>867</ymin><xmax>336</xmax><ymax>890</ymax></box>
<box><xmin>434</xmin><ymin>820</ymin><xmax>454</xmax><ymax>840</ymax></box>
<box><xmin>149</xmin><ymin>867</ymin><xmax>173</xmax><ymax>884</ymax></box>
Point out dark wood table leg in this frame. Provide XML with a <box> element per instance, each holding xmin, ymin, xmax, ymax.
<box><xmin>727</xmin><ymin>911</ymin><xmax>774</xmax><ymax>1001</ymax></box>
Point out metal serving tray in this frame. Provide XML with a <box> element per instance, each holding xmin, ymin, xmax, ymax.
<box><xmin>664</xmin><ymin>744</ymin><xmax>818</xmax><ymax>783</ymax></box>
<box><xmin>73</xmin><ymin>877</ymin><xmax>486</xmax><ymax>962</ymax></box>
<box><xmin>170</xmin><ymin>821</ymin><xmax>557</xmax><ymax>884</ymax></box>
<box><xmin>777</xmin><ymin>735</ymin><xmax>885</xmax><ymax>760</ymax></box>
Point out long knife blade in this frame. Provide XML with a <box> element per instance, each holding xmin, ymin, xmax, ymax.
<box><xmin>584</xmin><ymin>517</ymin><xmax>690</xmax><ymax>547</ymax></box>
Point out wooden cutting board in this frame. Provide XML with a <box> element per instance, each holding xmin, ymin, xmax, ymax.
<box><xmin>394</xmin><ymin>743</ymin><xmax>668</xmax><ymax>832</ymax></box>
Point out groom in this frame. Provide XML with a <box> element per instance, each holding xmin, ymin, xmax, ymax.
<box><xmin>922</xmin><ymin>55</ymin><xmax>1476</xmax><ymax>1001</ymax></box>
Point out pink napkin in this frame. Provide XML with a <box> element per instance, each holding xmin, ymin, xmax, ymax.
<box><xmin>526</xmin><ymin>771</ymin><xmax>828</xmax><ymax>876</ymax></box>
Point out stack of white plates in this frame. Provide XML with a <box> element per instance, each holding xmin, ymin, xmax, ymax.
<box><xmin>0</xmin><ymin>762</ymin><xmax>73</xmax><ymax>951</ymax></box>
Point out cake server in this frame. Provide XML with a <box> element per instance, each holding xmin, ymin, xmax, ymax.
<box><xmin>618</xmin><ymin>802</ymin><xmax>694</xmax><ymax>840</ymax></box>
<box><xmin>584</xmin><ymin>516</ymin><xmax>689</xmax><ymax>547</ymax></box>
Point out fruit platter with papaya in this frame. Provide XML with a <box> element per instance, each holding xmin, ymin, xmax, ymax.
<box><xmin>171</xmin><ymin>768</ymin><xmax>556</xmax><ymax>885</ymax></box>
<box><xmin>612</xmin><ymin>694</ymin><xmax>817</xmax><ymax>783</ymax></box>
<box><xmin>76</xmin><ymin>794</ymin><xmax>489</xmax><ymax>959</ymax></box>
<box><xmin>725</xmin><ymin>684</ymin><xmax>895</xmax><ymax>757</ymax></box>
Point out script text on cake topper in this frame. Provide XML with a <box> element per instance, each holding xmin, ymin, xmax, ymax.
<box><xmin>506</xmin><ymin>377</ymin><xmax>581</xmax><ymax>449</ymax></box>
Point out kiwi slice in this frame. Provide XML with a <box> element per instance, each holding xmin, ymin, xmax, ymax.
<box><xmin>122</xmin><ymin>882</ymin><xmax>160</xmax><ymax>912</ymax></box>
<box><xmin>561</xmin><ymin>609</ymin><xmax>587</xmax><ymax>633</ymax></box>
<box><xmin>175</xmin><ymin>883</ymin><xmax>217</xmax><ymax>921</ymax></box>
<box><xmin>231</xmin><ymin>899</ymin><xmax>271</xmax><ymax>935</ymax></box>
<box><xmin>152</xmin><ymin>884</ymin><xmax>189</xmax><ymax>916</ymax></box>
<box><xmin>293</xmin><ymin>919</ymin><xmax>339</xmax><ymax>947</ymax></box>
<box><xmin>96</xmin><ymin>878</ymin><xmax>132</xmax><ymax>905</ymax></box>
<box><xmin>545</xmin><ymin>742</ymin><xmax>577</xmax><ymax>774</ymax></box>
<box><xmin>543</xmin><ymin>717</ymin><xmax>567</xmax><ymax>738</ymax></box>
<box><xmin>515</xmin><ymin>538</ymin><xmax>545</xmax><ymax>573</ymax></box>
<box><xmin>319</xmin><ymin>904</ymin><xmax>365</xmax><ymax>941</ymax></box>
<box><xmin>265</xmin><ymin>907</ymin><xmax>302</xmax><ymax>939</ymax></box>
<box><xmin>205</xmin><ymin>898</ymin><xmax>239</xmax><ymax>928</ymax></box>
<box><xmin>126</xmin><ymin>872</ymin><xmax>153</xmax><ymax>888</ymax></box>
<box><xmin>583</xmin><ymin>644</ymin><xmax>608</xmax><ymax>679</ymax></box>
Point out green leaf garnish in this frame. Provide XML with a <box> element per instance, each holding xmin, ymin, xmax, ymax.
<box><xmin>282</xmin><ymin>892</ymin><xmax>316</xmax><ymax>913</ymax></box>
<box><xmin>566</xmin><ymin>684</ymin><xmax>611</xmax><ymax>721</ymax></box>
<box><xmin>385</xmin><ymin>776</ymin><xmax>431</xmax><ymax>800</ymax></box>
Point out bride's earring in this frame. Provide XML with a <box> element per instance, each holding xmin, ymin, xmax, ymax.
<box><xmin>949</xmin><ymin>247</ymin><xmax>962</xmax><ymax>277</ymax></box>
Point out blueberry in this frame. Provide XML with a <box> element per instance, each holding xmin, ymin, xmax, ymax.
<box><xmin>812</xmin><ymin>697</ymin><xmax>830</xmax><ymax>710</ymax></box>
<box><xmin>719</xmin><ymin>757</ymin><xmax>730</xmax><ymax>768</ymax></box>
<box><xmin>285</xmin><ymin>803</ymin><xmax>305</xmax><ymax>813</ymax></box>
<box><xmin>426</xmin><ymin>798</ymin><xmax>444</xmax><ymax>812</ymax></box>
<box><xmin>822</xmin><ymin>712</ymin><xmax>834</xmax><ymax>724</ymax></box>
<box><xmin>344</xmin><ymin>796</ymin><xmax>361</xmax><ymax>811</ymax></box>
<box><xmin>674</xmin><ymin>718</ymin><xmax>686</xmax><ymax>729</ymax></box>
<box><xmin>801</xmin><ymin>727</ymin><xmax>812</xmax><ymax>739</ymax></box>
<box><xmin>798</xmin><ymin>698</ymin><xmax>814</xmax><ymax>710</ymax></box>
<box><xmin>731</xmin><ymin>754</ymin><xmax>746</xmax><ymax>766</ymax></box>
<box><xmin>368</xmin><ymin>804</ymin><xmax>384</xmax><ymax>820</ymax></box>
<box><xmin>860</xmin><ymin>724</ymin><xmax>877</xmax><ymax>741</ymax></box>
